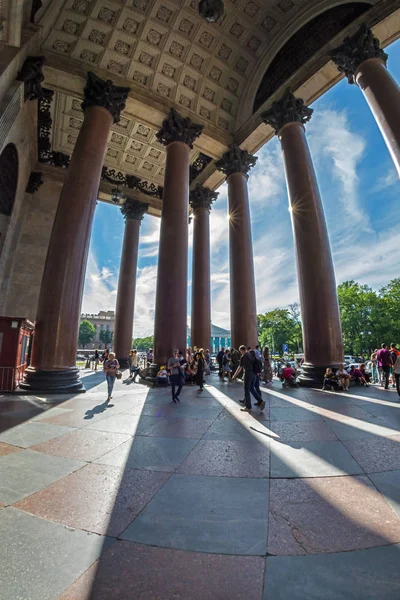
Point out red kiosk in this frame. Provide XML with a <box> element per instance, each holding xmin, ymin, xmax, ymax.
<box><xmin>0</xmin><ymin>317</ymin><xmax>34</xmax><ymax>392</ymax></box>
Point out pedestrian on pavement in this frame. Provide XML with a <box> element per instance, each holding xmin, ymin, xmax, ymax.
<box><xmin>221</xmin><ymin>349</ymin><xmax>232</xmax><ymax>382</ymax></box>
<box><xmin>233</xmin><ymin>345</ymin><xmax>265</xmax><ymax>412</ymax></box>
<box><xmin>195</xmin><ymin>348</ymin><xmax>205</xmax><ymax>391</ymax></box>
<box><xmin>263</xmin><ymin>346</ymin><xmax>273</xmax><ymax>383</ymax></box>
<box><xmin>104</xmin><ymin>352</ymin><xmax>119</xmax><ymax>402</ymax></box>
<box><xmin>216</xmin><ymin>347</ymin><xmax>225</xmax><ymax>377</ymax></box>
<box><xmin>129</xmin><ymin>349</ymin><xmax>139</xmax><ymax>382</ymax></box>
<box><xmin>94</xmin><ymin>349</ymin><xmax>99</xmax><ymax>371</ymax></box>
<box><xmin>370</xmin><ymin>349</ymin><xmax>379</xmax><ymax>383</ymax></box>
<box><xmin>376</xmin><ymin>344</ymin><xmax>392</xmax><ymax>389</ymax></box>
<box><xmin>168</xmin><ymin>349</ymin><xmax>184</xmax><ymax>403</ymax></box>
<box><xmin>390</xmin><ymin>344</ymin><xmax>400</xmax><ymax>388</ymax></box>
<box><xmin>393</xmin><ymin>353</ymin><xmax>400</xmax><ymax>398</ymax></box>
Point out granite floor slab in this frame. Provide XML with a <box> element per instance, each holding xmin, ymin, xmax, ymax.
<box><xmin>121</xmin><ymin>473</ymin><xmax>269</xmax><ymax>555</ymax></box>
<box><xmin>95</xmin><ymin>436</ymin><xmax>199</xmax><ymax>472</ymax></box>
<box><xmin>270</xmin><ymin>440</ymin><xmax>364</xmax><ymax>478</ymax></box>
<box><xmin>369</xmin><ymin>470</ymin><xmax>400</xmax><ymax>519</ymax></box>
<box><xmin>0</xmin><ymin>449</ymin><xmax>85</xmax><ymax>504</ymax></box>
<box><xmin>15</xmin><ymin>463</ymin><xmax>170</xmax><ymax>536</ymax></box>
<box><xmin>177</xmin><ymin>439</ymin><xmax>270</xmax><ymax>478</ymax></box>
<box><xmin>0</xmin><ymin>507</ymin><xmax>109</xmax><ymax>600</ymax></box>
<box><xmin>342</xmin><ymin>435</ymin><xmax>400</xmax><ymax>473</ymax></box>
<box><xmin>264</xmin><ymin>544</ymin><xmax>400</xmax><ymax>599</ymax></box>
<box><xmin>268</xmin><ymin>475</ymin><xmax>400</xmax><ymax>555</ymax></box>
<box><xmin>141</xmin><ymin>416</ymin><xmax>214</xmax><ymax>439</ymax></box>
<box><xmin>270</xmin><ymin>407</ymin><xmax>322</xmax><ymax>422</ymax></box>
<box><xmin>31</xmin><ymin>429</ymin><xmax>130</xmax><ymax>462</ymax></box>
<box><xmin>0</xmin><ymin>421</ymin><xmax>76</xmax><ymax>448</ymax></box>
<box><xmin>203</xmin><ymin>415</ymin><xmax>260</xmax><ymax>442</ymax></box>
<box><xmin>58</xmin><ymin>541</ymin><xmax>266</xmax><ymax>600</ymax></box>
<box><xmin>85</xmin><ymin>412</ymin><xmax>160</xmax><ymax>435</ymax></box>
<box><xmin>269</xmin><ymin>421</ymin><xmax>338</xmax><ymax>442</ymax></box>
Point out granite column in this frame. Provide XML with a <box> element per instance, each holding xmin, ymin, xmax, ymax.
<box><xmin>190</xmin><ymin>184</ymin><xmax>218</xmax><ymax>351</ymax></box>
<box><xmin>262</xmin><ymin>90</ymin><xmax>344</xmax><ymax>385</ymax></box>
<box><xmin>150</xmin><ymin>109</ymin><xmax>203</xmax><ymax>374</ymax></box>
<box><xmin>216</xmin><ymin>147</ymin><xmax>258</xmax><ymax>350</ymax></box>
<box><xmin>113</xmin><ymin>198</ymin><xmax>148</xmax><ymax>369</ymax></box>
<box><xmin>21</xmin><ymin>72</ymin><xmax>129</xmax><ymax>392</ymax></box>
<box><xmin>331</xmin><ymin>25</ymin><xmax>400</xmax><ymax>175</ymax></box>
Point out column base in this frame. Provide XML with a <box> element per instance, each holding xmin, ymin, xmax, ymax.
<box><xmin>298</xmin><ymin>362</ymin><xmax>340</xmax><ymax>387</ymax></box>
<box><xmin>117</xmin><ymin>357</ymin><xmax>130</xmax><ymax>369</ymax></box>
<box><xmin>19</xmin><ymin>366</ymin><xmax>85</xmax><ymax>394</ymax></box>
<box><xmin>145</xmin><ymin>363</ymin><xmax>160</xmax><ymax>384</ymax></box>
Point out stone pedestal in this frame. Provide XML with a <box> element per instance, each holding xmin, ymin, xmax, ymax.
<box><xmin>150</xmin><ymin>109</ymin><xmax>203</xmax><ymax>377</ymax></box>
<box><xmin>113</xmin><ymin>199</ymin><xmax>148</xmax><ymax>369</ymax></box>
<box><xmin>21</xmin><ymin>72</ymin><xmax>129</xmax><ymax>393</ymax></box>
<box><xmin>262</xmin><ymin>90</ymin><xmax>343</xmax><ymax>386</ymax></box>
<box><xmin>190</xmin><ymin>184</ymin><xmax>218</xmax><ymax>351</ymax></box>
<box><xmin>331</xmin><ymin>25</ymin><xmax>400</xmax><ymax>176</ymax></box>
<box><xmin>216</xmin><ymin>146</ymin><xmax>258</xmax><ymax>350</ymax></box>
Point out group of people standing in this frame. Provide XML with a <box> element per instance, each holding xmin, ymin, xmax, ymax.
<box><xmin>167</xmin><ymin>348</ymin><xmax>207</xmax><ymax>403</ymax></box>
<box><xmin>216</xmin><ymin>346</ymin><xmax>273</xmax><ymax>385</ymax></box>
<box><xmin>371</xmin><ymin>344</ymin><xmax>400</xmax><ymax>393</ymax></box>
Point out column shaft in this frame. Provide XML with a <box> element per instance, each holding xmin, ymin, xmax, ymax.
<box><xmin>356</xmin><ymin>58</ymin><xmax>400</xmax><ymax>176</ymax></box>
<box><xmin>280</xmin><ymin>122</ymin><xmax>343</xmax><ymax>382</ymax></box>
<box><xmin>227</xmin><ymin>172</ymin><xmax>258</xmax><ymax>349</ymax></box>
<box><xmin>114</xmin><ymin>218</ymin><xmax>141</xmax><ymax>368</ymax></box>
<box><xmin>153</xmin><ymin>141</ymin><xmax>189</xmax><ymax>366</ymax></box>
<box><xmin>191</xmin><ymin>207</ymin><xmax>211</xmax><ymax>350</ymax></box>
<box><xmin>21</xmin><ymin>106</ymin><xmax>112</xmax><ymax>392</ymax></box>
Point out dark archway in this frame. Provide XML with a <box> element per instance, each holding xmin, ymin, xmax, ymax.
<box><xmin>253</xmin><ymin>2</ymin><xmax>372</xmax><ymax>113</ymax></box>
<box><xmin>0</xmin><ymin>143</ymin><xmax>19</xmax><ymax>217</ymax></box>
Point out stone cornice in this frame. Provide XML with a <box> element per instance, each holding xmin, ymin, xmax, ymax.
<box><xmin>215</xmin><ymin>145</ymin><xmax>257</xmax><ymax>177</ymax></box>
<box><xmin>156</xmin><ymin>108</ymin><xmax>203</xmax><ymax>149</ymax></box>
<box><xmin>261</xmin><ymin>89</ymin><xmax>313</xmax><ymax>135</ymax></box>
<box><xmin>189</xmin><ymin>184</ymin><xmax>218</xmax><ymax>212</ymax></box>
<box><xmin>120</xmin><ymin>197</ymin><xmax>149</xmax><ymax>222</ymax></box>
<box><xmin>81</xmin><ymin>72</ymin><xmax>130</xmax><ymax>124</ymax></box>
<box><xmin>330</xmin><ymin>24</ymin><xmax>388</xmax><ymax>84</ymax></box>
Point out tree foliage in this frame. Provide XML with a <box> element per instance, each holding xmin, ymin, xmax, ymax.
<box><xmin>78</xmin><ymin>320</ymin><xmax>96</xmax><ymax>348</ymax></box>
<box><xmin>132</xmin><ymin>336</ymin><xmax>154</xmax><ymax>351</ymax></box>
<box><xmin>258</xmin><ymin>303</ymin><xmax>302</xmax><ymax>354</ymax></box>
<box><xmin>99</xmin><ymin>329</ymin><xmax>113</xmax><ymax>346</ymax></box>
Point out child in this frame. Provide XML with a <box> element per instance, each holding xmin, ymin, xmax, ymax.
<box><xmin>337</xmin><ymin>363</ymin><xmax>351</xmax><ymax>390</ymax></box>
<box><xmin>281</xmin><ymin>363</ymin><xmax>297</xmax><ymax>386</ymax></box>
<box><xmin>322</xmin><ymin>368</ymin><xmax>339</xmax><ymax>391</ymax></box>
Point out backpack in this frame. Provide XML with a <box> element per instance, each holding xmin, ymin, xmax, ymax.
<box><xmin>250</xmin><ymin>351</ymin><xmax>262</xmax><ymax>374</ymax></box>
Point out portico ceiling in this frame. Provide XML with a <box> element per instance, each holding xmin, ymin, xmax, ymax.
<box><xmin>35</xmin><ymin>0</ymin><xmax>400</xmax><ymax>206</ymax></box>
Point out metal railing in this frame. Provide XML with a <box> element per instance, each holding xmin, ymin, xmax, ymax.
<box><xmin>0</xmin><ymin>363</ymin><xmax>26</xmax><ymax>392</ymax></box>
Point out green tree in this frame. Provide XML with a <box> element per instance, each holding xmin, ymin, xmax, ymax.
<box><xmin>258</xmin><ymin>308</ymin><xmax>302</xmax><ymax>354</ymax></box>
<box><xmin>99</xmin><ymin>329</ymin><xmax>113</xmax><ymax>346</ymax></box>
<box><xmin>132</xmin><ymin>336</ymin><xmax>154</xmax><ymax>351</ymax></box>
<box><xmin>78</xmin><ymin>320</ymin><xmax>96</xmax><ymax>348</ymax></box>
<box><xmin>379</xmin><ymin>278</ymin><xmax>400</xmax><ymax>346</ymax></box>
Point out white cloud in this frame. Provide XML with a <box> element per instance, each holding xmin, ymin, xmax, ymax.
<box><xmin>81</xmin><ymin>252</ymin><xmax>117</xmax><ymax>314</ymax></box>
<box><xmin>373</xmin><ymin>167</ymin><xmax>399</xmax><ymax>192</ymax></box>
<box><xmin>133</xmin><ymin>264</ymin><xmax>158</xmax><ymax>337</ymax></box>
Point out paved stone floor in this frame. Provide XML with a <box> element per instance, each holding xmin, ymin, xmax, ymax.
<box><xmin>1</xmin><ymin>371</ymin><xmax>400</xmax><ymax>599</ymax></box>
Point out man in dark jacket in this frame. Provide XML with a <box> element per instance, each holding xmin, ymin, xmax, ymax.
<box><xmin>233</xmin><ymin>345</ymin><xmax>265</xmax><ymax>412</ymax></box>
<box><xmin>216</xmin><ymin>347</ymin><xmax>225</xmax><ymax>377</ymax></box>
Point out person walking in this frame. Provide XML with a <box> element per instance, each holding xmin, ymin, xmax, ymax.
<box><xmin>93</xmin><ymin>349</ymin><xmax>99</xmax><ymax>371</ymax></box>
<box><xmin>216</xmin><ymin>347</ymin><xmax>225</xmax><ymax>378</ymax></box>
<box><xmin>393</xmin><ymin>353</ymin><xmax>400</xmax><ymax>399</ymax></box>
<box><xmin>221</xmin><ymin>349</ymin><xmax>232</xmax><ymax>382</ymax></box>
<box><xmin>233</xmin><ymin>345</ymin><xmax>265</xmax><ymax>412</ymax></box>
<box><xmin>168</xmin><ymin>349</ymin><xmax>184</xmax><ymax>403</ymax></box>
<box><xmin>129</xmin><ymin>349</ymin><xmax>139</xmax><ymax>382</ymax></box>
<box><xmin>370</xmin><ymin>349</ymin><xmax>379</xmax><ymax>384</ymax></box>
<box><xmin>390</xmin><ymin>344</ymin><xmax>400</xmax><ymax>388</ymax></box>
<box><xmin>263</xmin><ymin>347</ymin><xmax>273</xmax><ymax>383</ymax></box>
<box><xmin>195</xmin><ymin>348</ymin><xmax>205</xmax><ymax>391</ymax></box>
<box><xmin>104</xmin><ymin>352</ymin><xmax>119</xmax><ymax>402</ymax></box>
<box><xmin>376</xmin><ymin>344</ymin><xmax>392</xmax><ymax>389</ymax></box>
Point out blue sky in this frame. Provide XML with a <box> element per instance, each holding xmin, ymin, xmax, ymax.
<box><xmin>82</xmin><ymin>38</ymin><xmax>400</xmax><ymax>337</ymax></box>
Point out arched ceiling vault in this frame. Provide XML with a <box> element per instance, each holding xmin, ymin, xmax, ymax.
<box><xmin>32</xmin><ymin>0</ymin><xmax>400</xmax><ymax>206</ymax></box>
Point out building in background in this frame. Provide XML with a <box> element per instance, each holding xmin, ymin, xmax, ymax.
<box><xmin>187</xmin><ymin>324</ymin><xmax>231</xmax><ymax>353</ymax></box>
<box><xmin>80</xmin><ymin>311</ymin><xmax>115</xmax><ymax>350</ymax></box>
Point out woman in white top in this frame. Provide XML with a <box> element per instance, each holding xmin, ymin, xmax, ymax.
<box><xmin>393</xmin><ymin>354</ymin><xmax>400</xmax><ymax>398</ymax></box>
<box><xmin>337</xmin><ymin>363</ymin><xmax>351</xmax><ymax>391</ymax></box>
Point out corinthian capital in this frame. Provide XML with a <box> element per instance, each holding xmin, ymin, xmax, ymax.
<box><xmin>215</xmin><ymin>146</ymin><xmax>257</xmax><ymax>177</ymax></box>
<box><xmin>120</xmin><ymin>197</ymin><xmax>148</xmax><ymax>222</ymax></box>
<box><xmin>261</xmin><ymin>89</ymin><xmax>313</xmax><ymax>135</ymax></box>
<box><xmin>189</xmin><ymin>184</ymin><xmax>218</xmax><ymax>212</ymax></box>
<box><xmin>17</xmin><ymin>56</ymin><xmax>45</xmax><ymax>101</ymax></box>
<box><xmin>156</xmin><ymin>108</ymin><xmax>203</xmax><ymax>148</ymax></box>
<box><xmin>330</xmin><ymin>25</ymin><xmax>388</xmax><ymax>84</ymax></box>
<box><xmin>81</xmin><ymin>72</ymin><xmax>130</xmax><ymax>123</ymax></box>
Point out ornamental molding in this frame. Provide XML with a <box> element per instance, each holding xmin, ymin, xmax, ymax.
<box><xmin>261</xmin><ymin>88</ymin><xmax>313</xmax><ymax>134</ymax></box>
<box><xmin>26</xmin><ymin>171</ymin><xmax>43</xmax><ymax>194</ymax></box>
<box><xmin>120</xmin><ymin>197</ymin><xmax>149</xmax><ymax>221</ymax></box>
<box><xmin>81</xmin><ymin>72</ymin><xmax>130</xmax><ymax>123</ymax></box>
<box><xmin>156</xmin><ymin>108</ymin><xmax>203</xmax><ymax>149</ymax></box>
<box><xmin>101</xmin><ymin>166</ymin><xmax>163</xmax><ymax>199</ymax></box>
<box><xmin>37</xmin><ymin>88</ymin><xmax>71</xmax><ymax>168</ymax></box>
<box><xmin>189</xmin><ymin>183</ymin><xmax>218</xmax><ymax>212</ymax></box>
<box><xmin>17</xmin><ymin>56</ymin><xmax>46</xmax><ymax>101</ymax></box>
<box><xmin>330</xmin><ymin>25</ymin><xmax>388</xmax><ymax>84</ymax></box>
<box><xmin>215</xmin><ymin>145</ymin><xmax>257</xmax><ymax>176</ymax></box>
